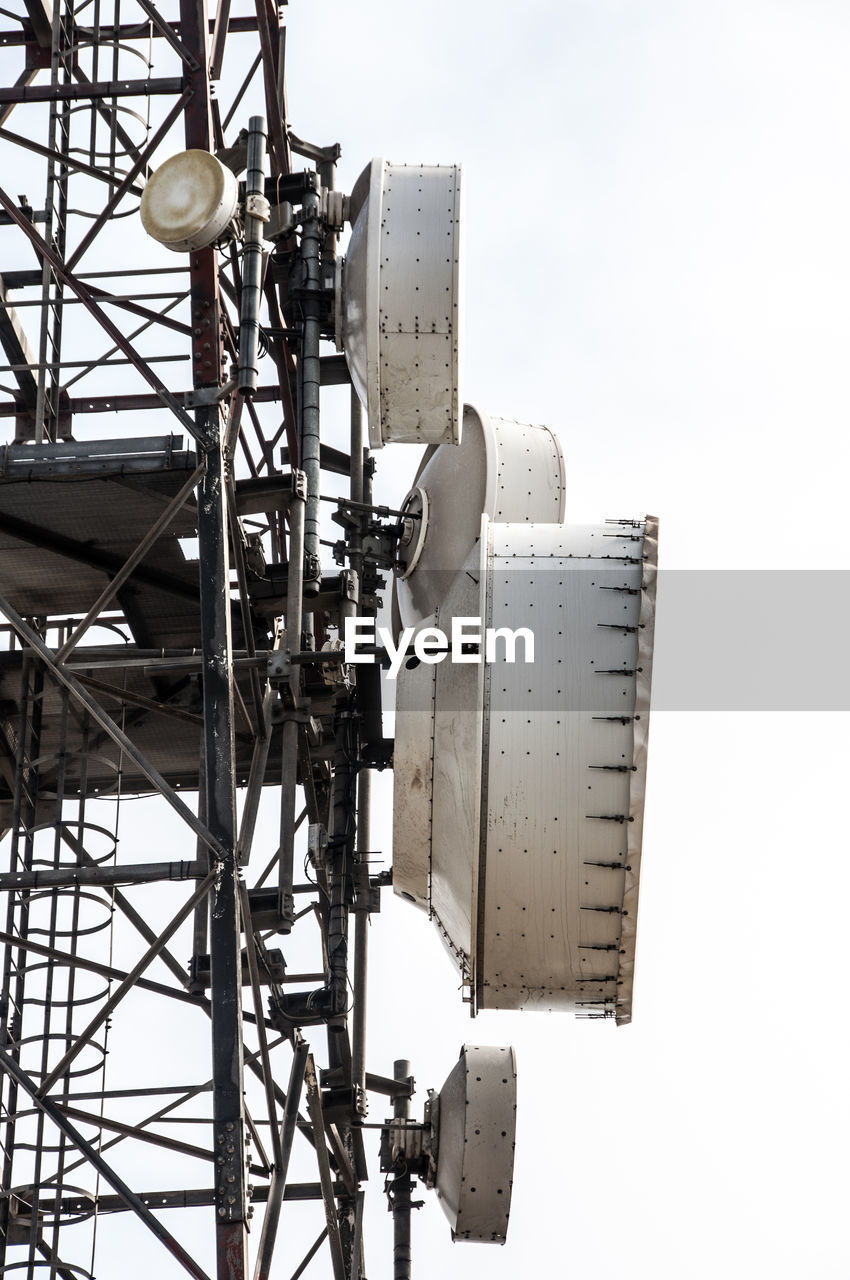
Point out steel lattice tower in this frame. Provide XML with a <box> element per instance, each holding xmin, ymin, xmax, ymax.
<box><xmin>0</xmin><ymin>3</ymin><xmax>409</xmax><ymax>1276</ymax></box>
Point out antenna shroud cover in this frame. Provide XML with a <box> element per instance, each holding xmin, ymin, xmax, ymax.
<box><xmin>432</xmin><ymin>1045</ymin><xmax>517</xmax><ymax>1243</ymax></box>
<box><xmin>140</xmin><ymin>150</ymin><xmax>239</xmax><ymax>252</ymax></box>
<box><xmin>395</xmin><ymin>405</ymin><xmax>565</xmax><ymax>633</ymax></box>
<box><xmin>392</xmin><ymin>516</ymin><xmax>658</xmax><ymax>1024</ymax></box>
<box><xmin>340</xmin><ymin>159</ymin><xmax>463</xmax><ymax>448</ymax></box>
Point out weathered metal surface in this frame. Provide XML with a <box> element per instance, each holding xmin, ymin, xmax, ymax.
<box><xmin>393</xmin><ymin>517</ymin><xmax>658</xmax><ymax>1022</ymax></box>
<box><xmin>394</xmin><ymin>405</ymin><xmax>566</xmax><ymax>630</ymax></box>
<box><xmin>342</xmin><ymin>160</ymin><xmax>463</xmax><ymax>448</ymax></box>
<box><xmin>432</xmin><ymin>1045</ymin><xmax>516</xmax><ymax>1243</ymax></box>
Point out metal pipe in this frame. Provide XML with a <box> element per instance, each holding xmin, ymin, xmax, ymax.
<box><xmin>0</xmin><ymin>859</ymin><xmax>206</xmax><ymax>890</ymax></box>
<box><xmin>327</xmin><ymin>713</ymin><xmax>356</xmax><ymax>1015</ymax></box>
<box><xmin>237</xmin><ymin>116</ymin><xmax>267</xmax><ymax>396</ymax></box>
<box><xmin>272</xmin><ymin>710</ymin><xmax>355</xmax><ymax>1022</ymax></box>
<box><xmin>278</xmin><ymin>468</ymin><xmax>306</xmax><ymax>912</ymax></box>
<box><xmin>351</xmin><ymin>385</ymin><xmax>370</xmax><ymax>1110</ymax></box>
<box><xmin>236</xmin><ymin>726</ymin><xmax>272</xmax><ymax>867</ymax></box>
<box><xmin>286</xmin><ymin>469</ymin><xmax>306</xmax><ymax>655</ymax></box>
<box><xmin>278</xmin><ymin>716</ymin><xmax>298</xmax><ymax>920</ymax></box>
<box><xmin>350</xmin><ymin>388</ymin><xmax>364</xmax><ymax>507</ymax></box>
<box><xmin>391</xmin><ymin>1059</ymin><xmax>413</xmax><ymax>1280</ymax></box>
<box><xmin>351</xmin><ymin>769</ymin><xmax>371</xmax><ymax>1118</ymax></box>
<box><xmin>298</xmin><ymin>186</ymin><xmax>322</xmax><ymax>593</ymax></box>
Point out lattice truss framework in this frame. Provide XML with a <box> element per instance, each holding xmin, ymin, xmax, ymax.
<box><xmin>0</xmin><ymin>2</ymin><xmax>403</xmax><ymax>1277</ymax></box>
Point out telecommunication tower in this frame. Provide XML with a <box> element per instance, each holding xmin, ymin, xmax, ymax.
<box><xmin>0</xmin><ymin>4</ymin><xmax>657</xmax><ymax>1278</ymax></box>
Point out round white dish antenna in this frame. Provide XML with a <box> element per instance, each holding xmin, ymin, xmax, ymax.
<box><xmin>430</xmin><ymin>1045</ymin><xmax>516</xmax><ymax>1243</ymax></box>
<box><xmin>339</xmin><ymin>158</ymin><xmax>463</xmax><ymax>449</ymax></box>
<box><xmin>140</xmin><ymin>150</ymin><xmax>239</xmax><ymax>252</ymax></box>
<box><xmin>392</xmin><ymin>516</ymin><xmax>658</xmax><ymax>1024</ymax></box>
<box><xmin>394</xmin><ymin>405</ymin><xmax>565</xmax><ymax>631</ymax></box>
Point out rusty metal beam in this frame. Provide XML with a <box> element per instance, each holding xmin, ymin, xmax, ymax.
<box><xmin>0</xmin><ymin>77</ymin><xmax>185</xmax><ymax>104</ymax></box>
<box><xmin>0</xmin><ymin>927</ymin><xmax>203</xmax><ymax>1007</ymax></box>
<box><xmin>0</xmin><ymin>359</ymin><xmax>350</xmax><ymax>419</ymax></box>
<box><xmin>56</xmin><ymin>1102</ymin><xmax>268</xmax><ymax>1175</ymax></box>
<box><xmin>0</xmin><ymin>272</ymin><xmax>38</xmax><ymax>411</ymax></box>
<box><xmin>0</xmin><ymin>16</ymin><xmax>261</xmax><ymax>48</ymax></box>
<box><xmin>253</xmin><ymin>0</ymin><xmax>288</xmax><ymax>175</ymax></box>
<box><xmin>0</xmin><ymin>124</ymin><xmax>144</xmax><ymax>193</ymax></box>
<box><xmin>136</xmin><ymin>0</ymin><xmax>200</xmax><ymax>69</ymax></box>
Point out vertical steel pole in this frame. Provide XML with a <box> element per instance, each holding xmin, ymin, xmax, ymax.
<box><xmin>237</xmin><ymin>117</ymin><xmax>267</xmax><ymax>397</ymax></box>
<box><xmin>351</xmin><ymin>768</ymin><xmax>370</xmax><ymax>1115</ymax></box>
<box><xmin>391</xmin><ymin>1060</ymin><xmax>413</xmax><ymax>1280</ymax></box>
<box><xmin>178</xmin><ymin>0</ymin><xmax>248</xmax><ymax>1271</ymax></box>
<box><xmin>351</xmin><ymin>390</ymin><xmax>369</xmax><ymax>1115</ymax></box>
<box><xmin>278</xmin><ymin>470</ymin><xmax>305</xmax><ymax>915</ymax></box>
<box><xmin>299</xmin><ymin>187</ymin><xmax>322</xmax><ymax>595</ymax></box>
<box><xmin>198</xmin><ymin>405</ymin><xmax>249</xmax><ymax>1278</ymax></box>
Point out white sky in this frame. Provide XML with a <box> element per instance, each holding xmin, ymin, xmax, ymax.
<box><xmin>280</xmin><ymin>3</ymin><xmax>849</xmax><ymax>1277</ymax></box>
<box><xmin>2</xmin><ymin>2</ymin><xmax>849</xmax><ymax>1277</ymax></box>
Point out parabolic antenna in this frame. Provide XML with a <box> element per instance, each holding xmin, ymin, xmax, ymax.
<box><xmin>339</xmin><ymin>158</ymin><xmax>463</xmax><ymax>449</ymax></box>
<box><xmin>394</xmin><ymin>405</ymin><xmax>565</xmax><ymax>631</ymax></box>
<box><xmin>430</xmin><ymin>1045</ymin><xmax>516</xmax><ymax>1243</ymax></box>
<box><xmin>392</xmin><ymin>516</ymin><xmax>658</xmax><ymax>1024</ymax></box>
<box><xmin>140</xmin><ymin>150</ymin><xmax>239</xmax><ymax>252</ymax></box>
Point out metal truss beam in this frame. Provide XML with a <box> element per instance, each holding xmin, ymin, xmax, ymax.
<box><xmin>54</xmin><ymin>1182</ymin><xmax>336</xmax><ymax>1218</ymax></box>
<box><xmin>0</xmin><ymin>3</ymin><xmax>380</xmax><ymax>1275</ymax></box>
<box><xmin>0</xmin><ymin>77</ymin><xmax>185</xmax><ymax>104</ymax></box>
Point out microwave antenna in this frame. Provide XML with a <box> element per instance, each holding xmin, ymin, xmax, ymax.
<box><xmin>0</xmin><ymin>4</ymin><xmax>656</xmax><ymax>1279</ymax></box>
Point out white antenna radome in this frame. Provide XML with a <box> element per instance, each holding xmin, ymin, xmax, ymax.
<box><xmin>140</xmin><ymin>150</ymin><xmax>239</xmax><ymax>252</ymax></box>
<box><xmin>339</xmin><ymin>159</ymin><xmax>463</xmax><ymax>448</ymax></box>
<box><xmin>393</xmin><ymin>517</ymin><xmax>658</xmax><ymax>1023</ymax></box>
<box><xmin>395</xmin><ymin>405</ymin><xmax>565</xmax><ymax>632</ymax></box>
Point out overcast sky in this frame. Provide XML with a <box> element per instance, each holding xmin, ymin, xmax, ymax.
<box><xmin>281</xmin><ymin>3</ymin><xmax>849</xmax><ymax>1277</ymax></box>
<box><xmin>2</xmin><ymin>2</ymin><xmax>849</xmax><ymax>1277</ymax></box>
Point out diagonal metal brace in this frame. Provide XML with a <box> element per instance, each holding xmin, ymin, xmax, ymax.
<box><xmin>0</xmin><ymin>181</ymin><xmax>202</xmax><ymax>442</ymax></box>
<box><xmin>0</xmin><ymin>1048</ymin><xmax>212</xmax><ymax>1280</ymax></box>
